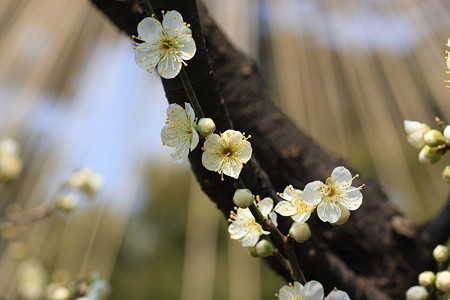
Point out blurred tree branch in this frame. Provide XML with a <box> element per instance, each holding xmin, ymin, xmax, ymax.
<box><xmin>89</xmin><ymin>0</ymin><xmax>449</xmax><ymax>299</ymax></box>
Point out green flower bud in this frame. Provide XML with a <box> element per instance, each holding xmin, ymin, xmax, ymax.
<box><xmin>289</xmin><ymin>223</ymin><xmax>311</xmax><ymax>243</ymax></box>
<box><xmin>255</xmin><ymin>240</ymin><xmax>275</xmax><ymax>257</ymax></box>
<box><xmin>197</xmin><ymin>118</ymin><xmax>216</xmax><ymax>136</ymax></box>
<box><xmin>418</xmin><ymin>271</ymin><xmax>435</xmax><ymax>288</ymax></box>
<box><xmin>55</xmin><ymin>194</ymin><xmax>78</xmax><ymax>214</ymax></box>
<box><xmin>436</xmin><ymin>271</ymin><xmax>450</xmax><ymax>292</ymax></box>
<box><xmin>442</xmin><ymin>166</ymin><xmax>450</xmax><ymax>183</ymax></box>
<box><xmin>418</xmin><ymin>145</ymin><xmax>441</xmax><ymax>164</ymax></box>
<box><xmin>433</xmin><ymin>245</ymin><xmax>449</xmax><ymax>262</ymax></box>
<box><xmin>332</xmin><ymin>207</ymin><xmax>350</xmax><ymax>225</ymax></box>
<box><xmin>424</xmin><ymin>129</ymin><xmax>446</xmax><ymax>147</ymax></box>
<box><xmin>405</xmin><ymin>286</ymin><xmax>428</xmax><ymax>300</ymax></box>
<box><xmin>247</xmin><ymin>245</ymin><xmax>258</xmax><ymax>258</ymax></box>
<box><xmin>233</xmin><ymin>189</ymin><xmax>254</xmax><ymax>208</ymax></box>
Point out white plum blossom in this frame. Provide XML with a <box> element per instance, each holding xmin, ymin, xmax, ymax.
<box><xmin>274</xmin><ymin>185</ymin><xmax>315</xmax><ymax>223</ymax></box>
<box><xmin>161</xmin><ymin>103</ymin><xmax>199</xmax><ymax>164</ymax></box>
<box><xmin>303</xmin><ymin>166</ymin><xmax>363</xmax><ymax>223</ymax></box>
<box><xmin>228</xmin><ymin>197</ymin><xmax>277</xmax><ymax>247</ymax></box>
<box><xmin>277</xmin><ymin>280</ymin><xmax>350</xmax><ymax>300</ymax></box>
<box><xmin>134</xmin><ymin>10</ymin><xmax>196</xmax><ymax>79</ymax></box>
<box><xmin>403</xmin><ymin>120</ymin><xmax>430</xmax><ymax>149</ymax></box>
<box><xmin>202</xmin><ymin>130</ymin><xmax>252</xmax><ymax>179</ymax></box>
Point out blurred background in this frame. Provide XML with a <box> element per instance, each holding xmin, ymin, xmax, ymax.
<box><xmin>0</xmin><ymin>0</ymin><xmax>449</xmax><ymax>299</ymax></box>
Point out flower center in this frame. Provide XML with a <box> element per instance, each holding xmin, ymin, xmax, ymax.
<box><xmin>160</xmin><ymin>37</ymin><xmax>176</xmax><ymax>51</ymax></box>
<box><xmin>222</xmin><ymin>146</ymin><xmax>235</xmax><ymax>157</ymax></box>
<box><xmin>323</xmin><ymin>177</ymin><xmax>339</xmax><ymax>198</ymax></box>
<box><xmin>325</xmin><ymin>185</ymin><xmax>337</xmax><ymax>197</ymax></box>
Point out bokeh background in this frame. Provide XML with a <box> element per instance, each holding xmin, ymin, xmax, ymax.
<box><xmin>0</xmin><ymin>0</ymin><xmax>450</xmax><ymax>299</ymax></box>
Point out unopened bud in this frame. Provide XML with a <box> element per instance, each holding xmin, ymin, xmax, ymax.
<box><xmin>444</xmin><ymin>125</ymin><xmax>450</xmax><ymax>143</ymax></box>
<box><xmin>233</xmin><ymin>189</ymin><xmax>254</xmax><ymax>208</ymax></box>
<box><xmin>433</xmin><ymin>244</ymin><xmax>449</xmax><ymax>262</ymax></box>
<box><xmin>443</xmin><ymin>166</ymin><xmax>450</xmax><ymax>183</ymax></box>
<box><xmin>418</xmin><ymin>145</ymin><xmax>441</xmax><ymax>164</ymax></box>
<box><xmin>436</xmin><ymin>271</ymin><xmax>450</xmax><ymax>292</ymax></box>
<box><xmin>0</xmin><ymin>152</ymin><xmax>23</xmax><ymax>182</ymax></box>
<box><xmin>404</xmin><ymin>120</ymin><xmax>430</xmax><ymax>149</ymax></box>
<box><xmin>424</xmin><ymin>129</ymin><xmax>446</xmax><ymax>147</ymax></box>
<box><xmin>247</xmin><ymin>245</ymin><xmax>258</xmax><ymax>258</ymax></box>
<box><xmin>332</xmin><ymin>207</ymin><xmax>350</xmax><ymax>225</ymax></box>
<box><xmin>418</xmin><ymin>271</ymin><xmax>435</xmax><ymax>287</ymax></box>
<box><xmin>289</xmin><ymin>223</ymin><xmax>311</xmax><ymax>243</ymax></box>
<box><xmin>405</xmin><ymin>286</ymin><xmax>428</xmax><ymax>300</ymax></box>
<box><xmin>55</xmin><ymin>194</ymin><xmax>78</xmax><ymax>214</ymax></box>
<box><xmin>51</xmin><ymin>287</ymin><xmax>71</xmax><ymax>300</ymax></box>
<box><xmin>197</xmin><ymin>118</ymin><xmax>216</xmax><ymax>136</ymax></box>
<box><xmin>255</xmin><ymin>240</ymin><xmax>275</xmax><ymax>257</ymax></box>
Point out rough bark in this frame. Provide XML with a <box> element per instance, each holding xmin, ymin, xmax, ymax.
<box><xmin>89</xmin><ymin>1</ymin><xmax>450</xmax><ymax>299</ymax></box>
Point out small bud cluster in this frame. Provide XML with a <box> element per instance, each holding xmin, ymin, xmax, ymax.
<box><xmin>405</xmin><ymin>245</ymin><xmax>450</xmax><ymax>300</ymax></box>
<box><xmin>403</xmin><ymin>119</ymin><xmax>450</xmax><ymax>182</ymax></box>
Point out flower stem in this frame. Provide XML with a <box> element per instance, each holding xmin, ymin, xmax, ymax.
<box><xmin>142</xmin><ymin>0</ymin><xmax>155</xmax><ymax>17</ymax></box>
<box><xmin>179</xmin><ymin>68</ymin><xmax>205</xmax><ymax>118</ymax></box>
<box><xmin>285</xmin><ymin>239</ymin><xmax>307</xmax><ymax>284</ymax></box>
<box><xmin>248</xmin><ymin>202</ymin><xmax>266</xmax><ymax>225</ymax></box>
<box><xmin>233</xmin><ymin>177</ymin><xmax>246</xmax><ymax>190</ymax></box>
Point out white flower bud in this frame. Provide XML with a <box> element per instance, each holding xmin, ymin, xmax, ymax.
<box><xmin>418</xmin><ymin>271</ymin><xmax>435</xmax><ymax>287</ymax></box>
<box><xmin>255</xmin><ymin>240</ymin><xmax>275</xmax><ymax>257</ymax></box>
<box><xmin>404</xmin><ymin>120</ymin><xmax>430</xmax><ymax>149</ymax></box>
<box><xmin>55</xmin><ymin>194</ymin><xmax>78</xmax><ymax>214</ymax></box>
<box><xmin>51</xmin><ymin>287</ymin><xmax>71</xmax><ymax>300</ymax></box>
<box><xmin>289</xmin><ymin>223</ymin><xmax>311</xmax><ymax>243</ymax></box>
<box><xmin>0</xmin><ymin>138</ymin><xmax>20</xmax><ymax>155</ymax></box>
<box><xmin>418</xmin><ymin>146</ymin><xmax>441</xmax><ymax>164</ymax></box>
<box><xmin>424</xmin><ymin>129</ymin><xmax>446</xmax><ymax>147</ymax></box>
<box><xmin>433</xmin><ymin>244</ymin><xmax>449</xmax><ymax>262</ymax></box>
<box><xmin>233</xmin><ymin>189</ymin><xmax>254</xmax><ymax>208</ymax></box>
<box><xmin>197</xmin><ymin>118</ymin><xmax>216</xmax><ymax>136</ymax></box>
<box><xmin>405</xmin><ymin>285</ymin><xmax>428</xmax><ymax>300</ymax></box>
<box><xmin>332</xmin><ymin>207</ymin><xmax>350</xmax><ymax>225</ymax></box>
<box><xmin>436</xmin><ymin>271</ymin><xmax>450</xmax><ymax>292</ymax></box>
<box><xmin>444</xmin><ymin>125</ymin><xmax>450</xmax><ymax>143</ymax></box>
<box><xmin>0</xmin><ymin>152</ymin><xmax>23</xmax><ymax>181</ymax></box>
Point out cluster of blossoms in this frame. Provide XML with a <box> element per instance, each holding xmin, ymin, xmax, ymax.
<box><xmin>405</xmin><ymin>244</ymin><xmax>450</xmax><ymax>300</ymax></box>
<box><xmin>160</xmin><ymin>103</ymin><xmax>252</xmax><ymax>180</ymax></box>
<box><xmin>228</xmin><ymin>166</ymin><xmax>363</xmax><ymax>247</ymax></box>
<box><xmin>54</xmin><ymin>167</ymin><xmax>103</xmax><ymax>214</ymax></box>
<box><xmin>135</xmin><ymin>7</ymin><xmax>358</xmax><ymax>299</ymax></box>
<box><xmin>0</xmin><ymin>138</ymin><xmax>23</xmax><ymax>182</ymax></box>
<box><xmin>403</xmin><ymin>120</ymin><xmax>450</xmax><ymax>182</ymax></box>
<box><xmin>277</xmin><ymin>281</ymin><xmax>350</xmax><ymax>300</ymax></box>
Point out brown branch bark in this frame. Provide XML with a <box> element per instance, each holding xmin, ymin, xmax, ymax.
<box><xmin>89</xmin><ymin>1</ymin><xmax>449</xmax><ymax>299</ymax></box>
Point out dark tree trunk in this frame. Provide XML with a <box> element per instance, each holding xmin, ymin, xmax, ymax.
<box><xmin>89</xmin><ymin>1</ymin><xmax>450</xmax><ymax>299</ymax></box>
